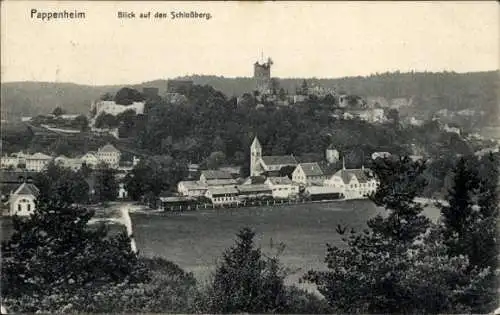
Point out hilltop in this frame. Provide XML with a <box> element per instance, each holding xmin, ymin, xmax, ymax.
<box><xmin>1</xmin><ymin>71</ymin><xmax>498</xmax><ymax>126</ymax></box>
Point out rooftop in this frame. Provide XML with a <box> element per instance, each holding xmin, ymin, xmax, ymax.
<box><xmin>201</xmin><ymin>170</ymin><xmax>233</xmax><ymax>180</ymax></box>
<box><xmin>261</xmin><ymin>155</ymin><xmax>298</xmax><ymax>166</ymax></box>
<box><xmin>298</xmin><ymin>162</ymin><xmax>324</xmax><ymax>177</ymax></box>
<box><xmin>334</xmin><ymin>168</ymin><xmax>375</xmax><ymax>184</ymax></box>
<box><xmin>98</xmin><ymin>143</ymin><xmax>120</xmax><ymax>153</ymax></box>
<box><xmin>13</xmin><ymin>183</ymin><xmax>40</xmax><ymax>197</ymax></box>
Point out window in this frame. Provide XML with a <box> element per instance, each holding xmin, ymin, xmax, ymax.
<box><xmin>18</xmin><ymin>204</ymin><xmax>21</xmax><ymax>211</ymax></box>
<box><xmin>28</xmin><ymin>204</ymin><xmax>31</xmax><ymax>212</ymax></box>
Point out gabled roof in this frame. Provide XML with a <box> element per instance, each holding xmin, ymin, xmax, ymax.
<box><xmin>201</xmin><ymin>170</ymin><xmax>233</xmax><ymax>180</ymax></box>
<box><xmin>261</xmin><ymin>155</ymin><xmax>297</xmax><ymax>166</ymax></box>
<box><xmin>333</xmin><ymin>168</ymin><xmax>375</xmax><ymax>184</ymax></box>
<box><xmin>298</xmin><ymin>163</ymin><xmax>324</xmax><ymax>177</ymax></box>
<box><xmin>29</xmin><ymin>153</ymin><xmax>52</xmax><ymax>160</ymax></box>
<box><xmin>237</xmin><ymin>184</ymin><xmax>272</xmax><ymax>193</ymax></box>
<box><xmin>266</xmin><ymin>176</ymin><xmax>292</xmax><ymax>185</ymax></box>
<box><xmin>13</xmin><ymin>183</ymin><xmax>39</xmax><ymax>197</ymax></box>
<box><xmin>98</xmin><ymin>144</ymin><xmax>120</xmax><ymax>153</ymax></box>
<box><xmin>245</xmin><ymin>176</ymin><xmax>267</xmax><ymax>185</ymax></box>
<box><xmin>178</xmin><ymin>180</ymin><xmax>208</xmax><ymax>189</ymax></box>
<box><xmin>317</xmin><ymin>161</ymin><xmax>338</xmax><ymax>176</ymax></box>
<box><xmin>206</xmin><ymin>179</ymin><xmax>238</xmax><ymax>186</ymax></box>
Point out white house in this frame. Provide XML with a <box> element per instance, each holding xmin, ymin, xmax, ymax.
<box><xmin>25</xmin><ymin>153</ymin><xmax>53</xmax><ymax>172</ymax></box>
<box><xmin>92</xmin><ymin>100</ymin><xmax>145</xmax><ymax>117</ymax></box>
<box><xmin>118</xmin><ymin>182</ymin><xmax>128</xmax><ymax>199</ymax></box>
<box><xmin>264</xmin><ymin>176</ymin><xmax>299</xmax><ymax>199</ymax></box>
<box><xmin>0</xmin><ymin>155</ymin><xmax>19</xmax><ymax>169</ymax></box>
<box><xmin>177</xmin><ymin>180</ymin><xmax>208</xmax><ymax>197</ymax></box>
<box><xmin>54</xmin><ymin>155</ymin><xmax>83</xmax><ymax>171</ymax></box>
<box><xmin>371</xmin><ymin>152</ymin><xmax>392</xmax><ymax>160</ymax></box>
<box><xmin>324</xmin><ymin>164</ymin><xmax>379</xmax><ymax>200</ymax></box>
<box><xmin>292</xmin><ymin>162</ymin><xmax>327</xmax><ymax>185</ymax></box>
<box><xmin>205</xmin><ymin>187</ymin><xmax>239</xmax><ymax>205</ymax></box>
<box><xmin>9</xmin><ymin>183</ymin><xmax>39</xmax><ymax>216</ymax></box>
<box><xmin>96</xmin><ymin>144</ymin><xmax>121</xmax><ymax>168</ymax></box>
<box><xmin>81</xmin><ymin>152</ymin><xmax>100</xmax><ymax>168</ymax></box>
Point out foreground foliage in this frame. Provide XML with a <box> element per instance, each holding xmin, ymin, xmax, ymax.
<box><xmin>304</xmin><ymin>156</ymin><xmax>497</xmax><ymax>313</ymax></box>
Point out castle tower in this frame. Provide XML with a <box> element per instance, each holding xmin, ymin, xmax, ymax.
<box><xmin>250</xmin><ymin>136</ymin><xmax>262</xmax><ymax>176</ymax></box>
<box><xmin>253</xmin><ymin>57</ymin><xmax>273</xmax><ymax>95</ymax></box>
<box><xmin>325</xmin><ymin>145</ymin><xmax>339</xmax><ymax>164</ymax></box>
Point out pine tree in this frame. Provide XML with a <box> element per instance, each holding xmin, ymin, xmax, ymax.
<box><xmin>304</xmin><ymin>156</ymin><xmax>486</xmax><ymax>313</ymax></box>
<box><xmin>439</xmin><ymin>153</ymin><xmax>499</xmax><ymax>312</ymax></box>
<box><xmin>208</xmin><ymin>227</ymin><xmax>287</xmax><ymax>313</ymax></box>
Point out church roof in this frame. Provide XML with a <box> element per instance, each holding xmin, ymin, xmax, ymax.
<box><xmin>201</xmin><ymin>170</ymin><xmax>233</xmax><ymax>180</ymax></box>
<box><xmin>261</xmin><ymin>155</ymin><xmax>297</xmax><ymax>166</ymax></box>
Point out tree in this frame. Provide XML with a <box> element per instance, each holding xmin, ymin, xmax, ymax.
<box><xmin>52</xmin><ymin>106</ymin><xmax>66</xmax><ymax>117</ymax></box>
<box><xmin>100</xmin><ymin>92</ymin><xmax>114</xmax><ymax>101</ymax></box>
<box><xmin>207</xmin><ymin>228</ymin><xmax>288</xmax><ymax>313</ymax></box>
<box><xmin>73</xmin><ymin>115</ymin><xmax>89</xmax><ymax>132</ymax></box>
<box><xmin>114</xmin><ymin>87</ymin><xmax>144</xmax><ymax>105</ymax></box>
<box><xmin>303</xmin><ymin>156</ymin><xmax>488</xmax><ymax>313</ymax></box>
<box><xmin>438</xmin><ymin>154</ymin><xmax>499</xmax><ymax>312</ymax></box>
<box><xmin>34</xmin><ymin>162</ymin><xmax>90</xmax><ymax>205</ymax></box>
<box><xmin>205</xmin><ymin>151</ymin><xmax>226</xmax><ymax>170</ymax></box>
<box><xmin>94</xmin><ymin>164</ymin><xmax>119</xmax><ymax>202</ymax></box>
<box><xmin>1</xmin><ymin>198</ymin><xmax>147</xmax><ymax>311</ymax></box>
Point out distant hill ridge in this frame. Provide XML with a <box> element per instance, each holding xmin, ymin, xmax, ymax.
<box><xmin>1</xmin><ymin>71</ymin><xmax>498</xmax><ymax>125</ymax></box>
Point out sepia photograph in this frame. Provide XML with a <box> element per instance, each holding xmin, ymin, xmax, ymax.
<box><xmin>1</xmin><ymin>1</ymin><xmax>499</xmax><ymax>314</ymax></box>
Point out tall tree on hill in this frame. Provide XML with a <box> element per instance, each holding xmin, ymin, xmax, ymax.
<box><xmin>207</xmin><ymin>228</ymin><xmax>287</xmax><ymax>313</ymax></box>
<box><xmin>438</xmin><ymin>153</ymin><xmax>499</xmax><ymax>312</ymax></box>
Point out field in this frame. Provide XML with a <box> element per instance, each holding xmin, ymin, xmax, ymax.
<box><xmin>0</xmin><ymin>200</ymin><xmax>442</xmax><ymax>288</ymax></box>
<box><xmin>130</xmin><ymin>200</ymin><xmax>441</xmax><ymax>285</ymax></box>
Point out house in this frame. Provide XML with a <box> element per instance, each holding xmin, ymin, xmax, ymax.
<box><xmin>96</xmin><ymin>143</ymin><xmax>121</xmax><ymax>168</ymax></box>
<box><xmin>250</xmin><ymin>137</ymin><xmax>298</xmax><ymax>176</ymax></box>
<box><xmin>292</xmin><ymin>162</ymin><xmax>327</xmax><ymax>185</ymax></box>
<box><xmin>241</xmin><ymin>175</ymin><xmax>267</xmax><ymax>185</ymax></box>
<box><xmin>177</xmin><ymin>180</ymin><xmax>208</xmax><ymax>197</ymax></box>
<box><xmin>92</xmin><ymin>100</ymin><xmax>145</xmax><ymax>117</ymax></box>
<box><xmin>25</xmin><ymin>153</ymin><xmax>53</xmax><ymax>172</ymax></box>
<box><xmin>205</xmin><ymin>187</ymin><xmax>239</xmax><ymax>205</ymax></box>
<box><xmin>81</xmin><ymin>152</ymin><xmax>100</xmax><ymax>168</ymax></box>
<box><xmin>0</xmin><ymin>170</ymin><xmax>37</xmax><ymax>203</ymax></box>
<box><xmin>199</xmin><ymin>170</ymin><xmax>238</xmax><ymax>186</ymax></box>
<box><xmin>236</xmin><ymin>184</ymin><xmax>273</xmax><ymax>200</ymax></box>
<box><xmin>371</xmin><ymin>152</ymin><xmax>392</xmax><ymax>160</ymax></box>
<box><xmin>54</xmin><ymin>155</ymin><xmax>83</xmax><ymax>171</ymax></box>
<box><xmin>0</xmin><ymin>155</ymin><xmax>19</xmax><ymax>169</ymax></box>
<box><xmin>324</xmin><ymin>164</ymin><xmax>379</xmax><ymax>200</ymax></box>
<box><xmin>118</xmin><ymin>182</ymin><xmax>128</xmax><ymax>199</ymax></box>
<box><xmin>9</xmin><ymin>183</ymin><xmax>39</xmax><ymax>216</ymax></box>
<box><xmin>265</xmin><ymin>176</ymin><xmax>299</xmax><ymax>199</ymax></box>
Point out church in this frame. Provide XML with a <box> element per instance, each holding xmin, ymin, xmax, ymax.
<box><xmin>250</xmin><ymin>137</ymin><xmax>298</xmax><ymax>177</ymax></box>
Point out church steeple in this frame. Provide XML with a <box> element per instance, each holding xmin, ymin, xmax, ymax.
<box><xmin>250</xmin><ymin>136</ymin><xmax>262</xmax><ymax>177</ymax></box>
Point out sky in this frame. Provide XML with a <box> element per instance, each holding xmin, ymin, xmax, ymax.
<box><xmin>1</xmin><ymin>1</ymin><xmax>499</xmax><ymax>86</ymax></box>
